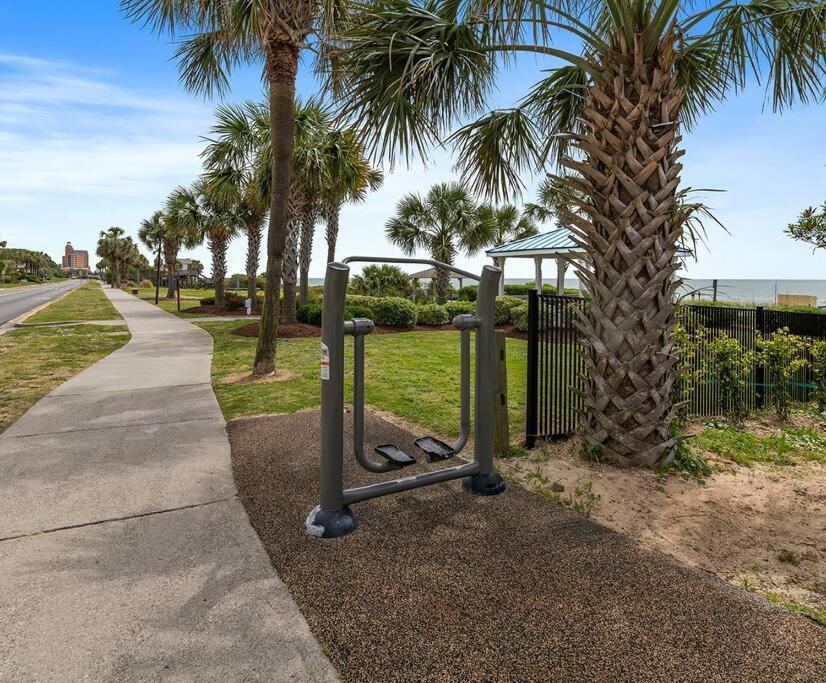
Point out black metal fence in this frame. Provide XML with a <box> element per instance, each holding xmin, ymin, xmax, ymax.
<box><xmin>525</xmin><ymin>293</ymin><xmax>826</xmax><ymax>446</ymax></box>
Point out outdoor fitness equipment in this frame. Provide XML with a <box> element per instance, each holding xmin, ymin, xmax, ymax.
<box><xmin>306</xmin><ymin>257</ymin><xmax>506</xmax><ymax>539</ymax></box>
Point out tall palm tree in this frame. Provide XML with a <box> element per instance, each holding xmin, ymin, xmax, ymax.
<box><xmin>201</xmin><ymin>102</ymin><xmax>270</xmax><ymax>302</ymax></box>
<box><xmin>96</xmin><ymin>226</ymin><xmax>130</xmax><ymax>288</ymax></box>
<box><xmin>319</xmin><ymin>128</ymin><xmax>384</xmax><ymax>266</ymax></box>
<box><xmin>482</xmin><ymin>204</ymin><xmax>540</xmax><ymax>246</ymax></box>
<box><xmin>137</xmin><ymin>210</ymin><xmax>198</xmax><ymax>298</ymax></box>
<box><xmin>337</xmin><ymin>0</ymin><xmax>826</xmax><ymax>467</ymax></box>
<box><xmin>123</xmin><ymin>0</ymin><xmax>348</xmax><ymax>376</ymax></box>
<box><xmin>282</xmin><ymin>99</ymin><xmax>332</xmax><ymax>321</ymax></box>
<box><xmin>385</xmin><ymin>182</ymin><xmax>492</xmax><ymax>302</ymax></box>
<box><xmin>166</xmin><ymin>181</ymin><xmax>239</xmax><ymax>307</ymax></box>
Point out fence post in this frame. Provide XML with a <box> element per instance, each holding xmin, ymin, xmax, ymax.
<box><xmin>525</xmin><ymin>289</ymin><xmax>539</xmax><ymax>448</ymax></box>
<box><xmin>755</xmin><ymin>306</ymin><xmax>765</xmax><ymax>409</ymax></box>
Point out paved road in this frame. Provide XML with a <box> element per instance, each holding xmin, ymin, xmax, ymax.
<box><xmin>0</xmin><ymin>288</ymin><xmax>337</xmax><ymax>681</ymax></box>
<box><xmin>0</xmin><ymin>279</ymin><xmax>83</xmax><ymax>325</ymax></box>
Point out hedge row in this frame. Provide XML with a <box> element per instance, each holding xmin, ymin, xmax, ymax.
<box><xmin>459</xmin><ymin>283</ymin><xmax>581</xmax><ymax>301</ymax></box>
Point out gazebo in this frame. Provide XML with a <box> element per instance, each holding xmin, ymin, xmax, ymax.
<box><xmin>485</xmin><ymin>228</ymin><xmax>584</xmax><ymax>297</ymax></box>
<box><xmin>486</xmin><ymin>227</ymin><xmax>692</xmax><ymax>296</ymax></box>
<box><xmin>409</xmin><ymin>266</ymin><xmax>479</xmax><ymax>302</ymax></box>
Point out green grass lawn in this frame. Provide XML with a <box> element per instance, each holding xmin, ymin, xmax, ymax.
<box><xmin>693</xmin><ymin>421</ymin><xmax>826</xmax><ymax>466</ymax></box>
<box><xmin>26</xmin><ymin>281</ymin><xmax>121</xmax><ymax>323</ymax></box>
<box><xmin>0</xmin><ymin>282</ymin><xmax>35</xmax><ymax>289</ymax></box>
<box><xmin>0</xmin><ymin>324</ymin><xmax>130</xmax><ymax>433</ymax></box>
<box><xmin>199</xmin><ymin>321</ymin><xmax>528</xmax><ymax>439</ymax></box>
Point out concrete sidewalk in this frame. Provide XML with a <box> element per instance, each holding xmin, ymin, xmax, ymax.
<box><xmin>0</xmin><ymin>289</ymin><xmax>337</xmax><ymax>681</ymax></box>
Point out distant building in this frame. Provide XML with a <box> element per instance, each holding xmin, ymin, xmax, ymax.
<box><xmin>61</xmin><ymin>242</ymin><xmax>90</xmax><ymax>273</ymax></box>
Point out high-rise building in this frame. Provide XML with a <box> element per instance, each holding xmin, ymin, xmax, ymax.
<box><xmin>61</xmin><ymin>242</ymin><xmax>90</xmax><ymax>272</ymax></box>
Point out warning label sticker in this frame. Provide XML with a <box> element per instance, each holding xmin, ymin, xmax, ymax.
<box><xmin>320</xmin><ymin>343</ymin><xmax>330</xmax><ymax>380</ymax></box>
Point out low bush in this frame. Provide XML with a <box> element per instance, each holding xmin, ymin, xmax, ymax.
<box><xmin>372</xmin><ymin>296</ymin><xmax>417</xmax><ymax>327</ymax></box>
<box><xmin>458</xmin><ymin>285</ymin><xmax>477</xmax><ymax>302</ymax></box>
<box><xmin>297</xmin><ymin>302</ymin><xmax>323</xmax><ymax>326</ymax></box>
<box><xmin>140</xmin><ymin>279</ymin><xmax>153</xmax><ymax>289</ymax></box>
<box><xmin>495</xmin><ymin>295</ymin><xmax>525</xmax><ymax>325</ymax></box>
<box><xmin>810</xmin><ymin>340</ymin><xmax>826</xmax><ymax>412</ymax></box>
<box><xmin>345</xmin><ymin>304</ymin><xmax>374</xmax><ymax>320</ymax></box>
<box><xmin>445</xmin><ymin>301</ymin><xmax>476</xmax><ymax>319</ymax></box>
<box><xmin>416</xmin><ymin>303</ymin><xmax>449</xmax><ymax>326</ymax></box>
<box><xmin>512</xmin><ymin>302</ymin><xmax>530</xmax><ymax>331</ymax></box>
<box><xmin>224</xmin><ymin>292</ymin><xmax>245</xmax><ymax>310</ymax></box>
<box><xmin>345</xmin><ymin>294</ymin><xmax>380</xmax><ymax>310</ymax></box>
<box><xmin>200</xmin><ymin>296</ymin><xmax>216</xmax><ymax>306</ymax></box>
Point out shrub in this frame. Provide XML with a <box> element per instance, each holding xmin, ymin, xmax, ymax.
<box><xmin>200</xmin><ymin>296</ymin><xmax>216</xmax><ymax>306</ymax></box>
<box><xmin>345</xmin><ymin>294</ymin><xmax>380</xmax><ymax>310</ymax></box>
<box><xmin>297</xmin><ymin>302</ymin><xmax>323</xmax><ymax>326</ymax></box>
<box><xmin>758</xmin><ymin>327</ymin><xmax>807</xmax><ymax>422</ymax></box>
<box><xmin>445</xmin><ymin>301</ymin><xmax>476</xmax><ymax>319</ymax></box>
<box><xmin>224</xmin><ymin>292</ymin><xmax>245</xmax><ymax>310</ymax></box>
<box><xmin>670</xmin><ymin>322</ymin><xmax>708</xmax><ymax>424</ymax></box>
<box><xmin>372</xmin><ymin>296</ymin><xmax>417</xmax><ymax>327</ymax></box>
<box><xmin>708</xmin><ymin>334</ymin><xmax>753</xmax><ymax>422</ymax></box>
<box><xmin>345</xmin><ymin>304</ymin><xmax>374</xmax><ymax>320</ymax></box>
<box><xmin>495</xmin><ymin>295</ymin><xmax>525</xmax><ymax>325</ymax></box>
<box><xmin>416</xmin><ymin>304</ymin><xmax>449</xmax><ymax>326</ymax></box>
<box><xmin>140</xmin><ymin>279</ymin><xmax>153</xmax><ymax>289</ymax></box>
<box><xmin>512</xmin><ymin>302</ymin><xmax>530</xmax><ymax>332</ymax></box>
<box><xmin>810</xmin><ymin>340</ymin><xmax>826</xmax><ymax>412</ymax></box>
<box><xmin>458</xmin><ymin>285</ymin><xmax>477</xmax><ymax>302</ymax></box>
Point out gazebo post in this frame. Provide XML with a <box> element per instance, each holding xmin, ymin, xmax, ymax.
<box><xmin>494</xmin><ymin>257</ymin><xmax>505</xmax><ymax>296</ymax></box>
<box><xmin>556</xmin><ymin>257</ymin><xmax>567</xmax><ymax>296</ymax></box>
<box><xmin>533</xmin><ymin>256</ymin><xmax>543</xmax><ymax>292</ymax></box>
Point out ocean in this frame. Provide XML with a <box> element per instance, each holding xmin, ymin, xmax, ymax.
<box><xmin>307</xmin><ymin>277</ymin><xmax>826</xmax><ymax>306</ymax></box>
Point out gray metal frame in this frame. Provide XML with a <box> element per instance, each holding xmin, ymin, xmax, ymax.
<box><xmin>306</xmin><ymin>257</ymin><xmax>505</xmax><ymax>539</ymax></box>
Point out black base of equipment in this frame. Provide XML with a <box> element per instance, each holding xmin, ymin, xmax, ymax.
<box><xmin>414</xmin><ymin>436</ymin><xmax>455</xmax><ymax>462</ymax></box>
<box><xmin>305</xmin><ymin>505</ymin><xmax>357</xmax><ymax>539</ymax></box>
<box><xmin>374</xmin><ymin>444</ymin><xmax>417</xmax><ymax>467</ymax></box>
<box><xmin>462</xmin><ymin>472</ymin><xmax>506</xmax><ymax>496</ymax></box>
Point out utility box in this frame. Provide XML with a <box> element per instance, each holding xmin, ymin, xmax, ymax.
<box><xmin>245</xmin><ymin>298</ymin><xmax>253</xmax><ymax>315</ymax></box>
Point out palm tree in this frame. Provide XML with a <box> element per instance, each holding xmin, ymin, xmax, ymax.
<box><xmin>201</xmin><ymin>102</ymin><xmax>270</xmax><ymax>302</ymax></box>
<box><xmin>385</xmin><ymin>182</ymin><xmax>492</xmax><ymax>302</ymax></box>
<box><xmin>123</xmin><ymin>0</ymin><xmax>348</xmax><ymax>376</ymax></box>
<box><xmin>137</xmin><ymin>210</ymin><xmax>198</xmax><ymax>298</ymax></box>
<box><xmin>96</xmin><ymin>227</ymin><xmax>130</xmax><ymax>288</ymax></box>
<box><xmin>166</xmin><ymin>181</ymin><xmax>239</xmax><ymax>307</ymax></box>
<box><xmin>319</xmin><ymin>128</ymin><xmax>384</xmax><ymax>266</ymax></box>
<box><xmin>482</xmin><ymin>204</ymin><xmax>540</xmax><ymax>247</ymax></box>
<box><xmin>337</xmin><ymin>0</ymin><xmax>826</xmax><ymax>467</ymax></box>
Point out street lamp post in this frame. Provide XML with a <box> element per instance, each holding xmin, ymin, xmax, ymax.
<box><xmin>154</xmin><ymin>228</ymin><xmax>165</xmax><ymax>305</ymax></box>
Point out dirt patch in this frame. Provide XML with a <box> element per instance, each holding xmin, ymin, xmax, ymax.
<box><xmin>227</xmin><ymin>409</ymin><xmax>824</xmax><ymax>682</ymax></box>
<box><xmin>184</xmin><ymin>304</ymin><xmax>243</xmax><ymax>315</ymax></box>
<box><xmin>502</xmin><ymin>432</ymin><xmax>826</xmax><ymax>614</ymax></box>
<box><xmin>219</xmin><ymin>369</ymin><xmax>294</xmax><ymax>384</ymax></box>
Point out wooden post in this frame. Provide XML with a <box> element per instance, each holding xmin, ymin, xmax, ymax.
<box><xmin>493</xmin><ymin>330</ymin><xmax>509</xmax><ymax>455</ymax></box>
<box><xmin>712</xmin><ymin>279</ymin><xmax>718</xmax><ymax>302</ymax></box>
<box><xmin>176</xmin><ymin>277</ymin><xmax>181</xmax><ymax>312</ymax></box>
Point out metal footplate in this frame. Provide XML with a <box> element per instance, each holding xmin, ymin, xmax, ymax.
<box><xmin>414</xmin><ymin>436</ymin><xmax>456</xmax><ymax>462</ymax></box>
<box><xmin>374</xmin><ymin>444</ymin><xmax>417</xmax><ymax>467</ymax></box>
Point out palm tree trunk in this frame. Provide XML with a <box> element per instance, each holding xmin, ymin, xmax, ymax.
<box><xmin>298</xmin><ymin>201</ymin><xmax>317</xmax><ymax>307</ymax></box>
<box><xmin>325</xmin><ymin>203</ymin><xmax>341</xmax><ymax>265</ymax></box>
<box><xmin>562</xmin><ymin>31</ymin><xmax>684</xmax><ymax>468</ymax></box>
<box><xmin>163</xmin><ymin>240</ymin><xmax>179</xmax><ymax>299</ymax></box>
<box><xmin>281</xmin><ymin>211</ymin><xmax>301</xmax><ymax>322</ymax></box>
<box><xmin>245</xmin><ymin>220</ymin><xmax>262</xmax><ymax>303</ymax></box>
<box><xmin>433</xmin><ymin>264</ymin><xmax>450</xmax><ymax>304</ymax></box>
<box><xmin>253</xmin><ymin>41</ymin><xmax>299</xmax><ymax>376</ymax></box>
<box><xmin>209</xmin><ymin>233</ymin><xmax>228</xmax><ymax>308</ymax></box>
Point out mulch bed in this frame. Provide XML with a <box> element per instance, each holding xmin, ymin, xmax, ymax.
<box><xmin>227</xmin><ymin>409</ymin><xmax>825</xmax><ymax>683</ymax></box>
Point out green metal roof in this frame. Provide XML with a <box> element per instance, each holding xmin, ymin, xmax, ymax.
<box><xmin>486</xmin><ymin>228</ymin><xmax>692</xmax><ymax>257</ymax></box>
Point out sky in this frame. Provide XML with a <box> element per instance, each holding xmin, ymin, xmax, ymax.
<box><xmin>0</xmin><ymin>1</ymin><xmax>824</xmax><ymax>282</ymax></box>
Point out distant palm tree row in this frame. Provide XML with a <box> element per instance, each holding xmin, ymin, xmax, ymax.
<box><xmin>96</xmin><ymin>226</ymin><xmax>146</xmax><ymax>288</ymax></box>
<box><xmin>136</xmin><ymin>99</ymin><xmax>381</xmax><ymax>314</ymax></box>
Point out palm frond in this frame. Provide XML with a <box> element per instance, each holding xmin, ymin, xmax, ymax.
<box><xmin>449</xmin><ymin>108</ymin><xmax>540</xmax><ymax>202</ymax></box>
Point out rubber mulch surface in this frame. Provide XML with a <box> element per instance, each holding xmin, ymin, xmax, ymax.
<box><xmin>228</xmin><ymin>409</ymin><xmax>826</xmax><ymax>682</ymax></box>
